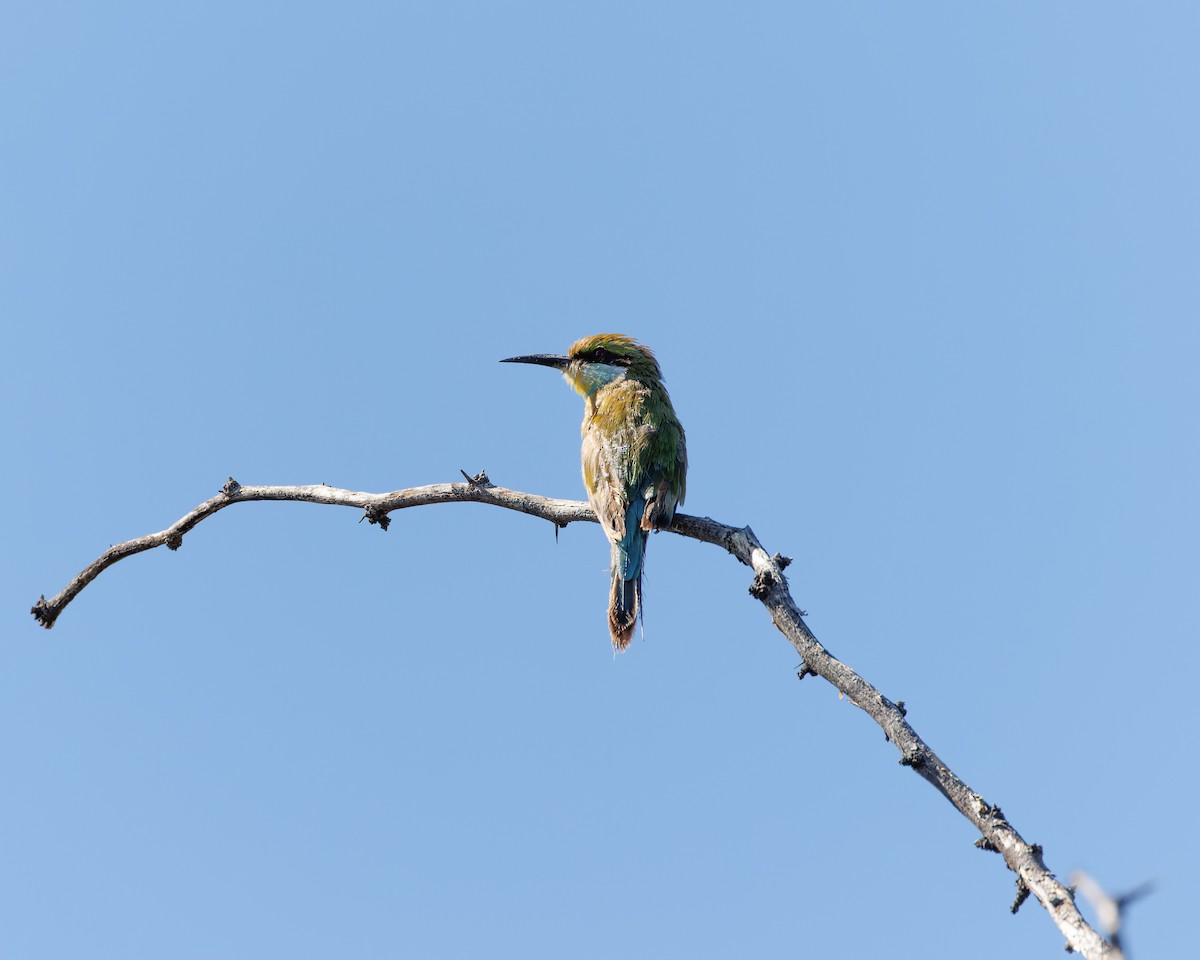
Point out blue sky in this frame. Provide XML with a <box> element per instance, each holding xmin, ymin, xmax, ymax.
<box><xmin>3</xmin><ymin>3</ymin><xmax>1197</xmax><ymax>957</ymax></box>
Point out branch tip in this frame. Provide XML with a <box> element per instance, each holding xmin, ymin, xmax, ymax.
<box><xmin>773</xmin><ymin>553</ymin><xmax>793</xmax><ymax>570</ymax></box>
<box><xmin>31</xmin><ymin>596</ymin><xmax>57</xmax><ymax>629</ymax></box>
<box><xmin>1117</xmin><ymin>880</ymin><xmax>1155</xmax><ymax>910</ymax></box>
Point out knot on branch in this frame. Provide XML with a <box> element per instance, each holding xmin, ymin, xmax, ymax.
<box><xmin>749</xmin><ymin>568</ymin><xmax>777</xmax><ymax>600</ymax></box>
<box><xmin>899</xmin><ymin>750</ymin><xmax>927</xmax><ymax>769</ymax></box>
<box><xmin>460</xmin><ymin>468</ymin><xmax>493</xmax><ymax>488</ymax></box>
<box><xmin>772</xmin><ymin>553</ymin><xmax>792</xmax><ymax>570</ymax></box>
<box><xmin>222</xmin><ymin>477</ymin><xmax>242</xmax><ymax>496</ymax></box>
<box><xmin>31</xmin><ymin>595</ymin><xmax>56</xmax><ymax>629</ymax></box>
<box><xmin>166</xmin><ymin>533</ymin><xmax>184</xmax><ymax>551</ymax></box>
<box><xmin>974</xmin><ymin>836</ymin><xmax>1000</xmax><ymax>854</ymax></box>
<box><xmin>902</xmin><ymin>744</ymin><xmax>926</xmax><ymax>768</ymax></box>
<box><xmin>360</xmin><ymin>505</ymin><xmax>391</xmax><ymax>531</ymax></box>
<box><xmin>1011</xmin><ymin>877</ymin><xmax>1031</xmax><ymax>914</ymax></box>
<box><xmin>795</xmin><ymin>661</ymin><xmax>815</xmax><ymax>681</ymax></box>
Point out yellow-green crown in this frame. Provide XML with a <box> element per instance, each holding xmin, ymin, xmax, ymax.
<box><xmin>567</xmin><ymin>334</ymin><xmax>662</xmax><ymax>379</ymax></box>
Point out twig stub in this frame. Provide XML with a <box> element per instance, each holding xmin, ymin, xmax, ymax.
<box><xmin>360</xmin><ymin>505</ymin><xmax>391</xmax><ymax>531</ymax></box>
<box><xmin>1012</xmin><ymin>877</ymin><xmax>1032</xmax><ymax>914</ymax></box>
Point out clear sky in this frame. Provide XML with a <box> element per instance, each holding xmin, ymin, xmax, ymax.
<box><xmin>3</xmin><ymin>3</ymin><xmax>1197</xmax><ymax>958</ymax></box>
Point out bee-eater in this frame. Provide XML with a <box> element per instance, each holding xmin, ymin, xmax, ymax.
<box><xmin>502</xmin><ymin>334</ymin><xmax>687</xmax><ymax>651</ymax></box>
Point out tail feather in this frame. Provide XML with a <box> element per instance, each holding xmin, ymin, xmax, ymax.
<box><xmin>608</xmin><ymin>571</ymin><xmax>641</xmax><ymax>651</ymax></box>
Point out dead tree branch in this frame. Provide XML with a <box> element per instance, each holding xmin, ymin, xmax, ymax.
<box><xmin>32</xmin><ymin>473</ymin><xmax>1122</xmax><ymax>959</ymax></box>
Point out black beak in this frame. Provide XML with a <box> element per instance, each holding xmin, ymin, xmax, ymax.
<box><xmin>500</xmin><ymin>353</ymin><xmax>570</xmax><ymax>369</ymax></box>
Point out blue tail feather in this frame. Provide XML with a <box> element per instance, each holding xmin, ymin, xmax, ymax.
<box><xmin>616</xmin><ymin>497</ymin><xmax>647</xmax><ymax>581</ymax></box>
<box><xmin>608</xmin><ymin>498</ymin><xmax>650</xmax><ymax>650</ymax></box>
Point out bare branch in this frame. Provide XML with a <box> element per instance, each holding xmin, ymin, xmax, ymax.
<box><xmin>32</xmin><ymin>474</ymin><xmax>1122</xmax><ymax>959</ymax></box>
<box><xmin>31</xmin><ymin>474</ymin><xmax>591</xmax><ymax>630</ymax></box>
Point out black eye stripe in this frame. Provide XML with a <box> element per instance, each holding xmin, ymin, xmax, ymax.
<box><xmin>586</xmin><ymin>347</ymin><xmax>631</xmax><ymax>366</ymax></box>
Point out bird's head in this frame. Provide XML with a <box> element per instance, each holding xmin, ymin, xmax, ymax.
<box><xmin>501</xmin><ymin>334</ymin><xmax>662</xmax><ymax>397</ymax></box>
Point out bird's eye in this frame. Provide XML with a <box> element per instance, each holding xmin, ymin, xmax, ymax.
<box><xmin>592</xmin><ymin>348</ymin><xmax>612</xmax><ymax>363</ymax></box>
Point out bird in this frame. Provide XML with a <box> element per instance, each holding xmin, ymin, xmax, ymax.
<box><xmin>501</xmin><ymin>334</ymin><xmax>687</xmax><ymax>651</ymax></box>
